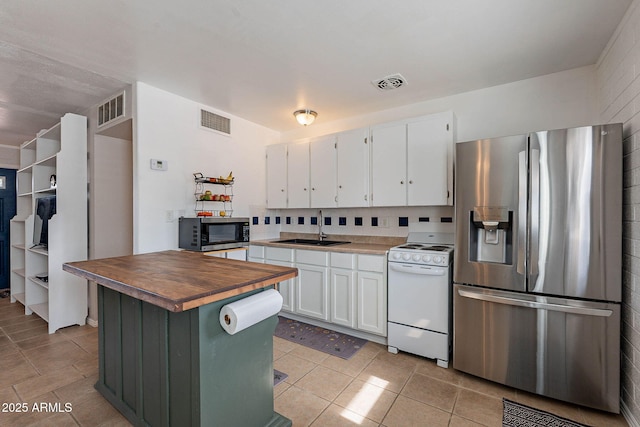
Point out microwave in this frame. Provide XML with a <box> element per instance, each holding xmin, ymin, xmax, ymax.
<box><xmin>179</xmin><ymin>217</ymin><xmax>250</xmax><ymax>252</ymax></box>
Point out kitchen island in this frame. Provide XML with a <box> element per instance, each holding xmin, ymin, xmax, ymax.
<box><xmin>63</xmin><ymin>250</ymin><xmax>298</xmax><ymax>427</ymax></box>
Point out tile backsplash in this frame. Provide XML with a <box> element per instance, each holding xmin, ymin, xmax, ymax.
<box><xmin>248</xmin><ymin>205</ymin><xmax>455</xmax><ymax>240</ymax></box>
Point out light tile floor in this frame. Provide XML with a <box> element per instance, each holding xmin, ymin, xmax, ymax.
<box><xmin>0</xmin><ymin>296</ymin><xmax>629</xmax><ymax>426</ymax></box>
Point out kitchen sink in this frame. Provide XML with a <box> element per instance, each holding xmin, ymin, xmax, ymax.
<box><xmin>275</xmin><ymin>238</ymin><xmax>350</xmax><ymax>246</ymax></box>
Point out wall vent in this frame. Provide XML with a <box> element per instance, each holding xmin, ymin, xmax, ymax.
<box><xmin>372</xmin><ymin>73</ymin><xmax>407</xmax><ymax>91</ymax></box>
<box><xmin>97</xmin><ymin>92</ymin><xmax>125</xmax><ymax>127</ymax></box>
<box><xmin>200</xmin><ymin>109</ymin><xmax>231</xmax><ymax>135</ymax></box>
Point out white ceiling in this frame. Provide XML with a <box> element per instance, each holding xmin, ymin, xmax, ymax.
<box><xmin>0</xmin><ymin>0</ymin><xmax>632</xmax><ymax>147</ymax></box>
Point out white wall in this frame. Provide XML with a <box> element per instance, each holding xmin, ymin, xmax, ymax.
<box><xmin>282</xmin><ymin>65</ymin><xmax>599</xmax><ymax>144</ymax></box>
<box><xmin>133</xmin><ymin>82</ymin><xmax>280</xmax><ymax>253</ymax></box>
<box><xmin>596</xmin><ymin>0</ymin><xmax>640</xmax><ymax>424</ymax></box>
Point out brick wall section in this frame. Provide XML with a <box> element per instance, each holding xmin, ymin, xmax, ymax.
<box><xmin>597</xmin><ymin>0</ymin><xmax>640</xmax><ymax>422</ymax></box>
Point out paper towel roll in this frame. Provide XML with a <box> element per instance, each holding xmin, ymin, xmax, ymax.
<box><xmin>219</xmin><ymin>289</ymin><xmax>283</xmax><ymax>335</ymax></box>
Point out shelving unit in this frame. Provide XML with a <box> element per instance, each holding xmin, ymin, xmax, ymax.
<box><xmin>10</xmin><ymin>113</ymin><xmax>88</xmax><ymax>334</ymax></box>
<box><xmin>193</xmin><ymin>172</ymin><xmax>234</xmax><ymax>217</ymax></box>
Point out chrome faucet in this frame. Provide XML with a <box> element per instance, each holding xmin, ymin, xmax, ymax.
<box><xmin>318</xmin><ymin>210</ymin><xmax>328</xmax><ymax>241</ymax></box>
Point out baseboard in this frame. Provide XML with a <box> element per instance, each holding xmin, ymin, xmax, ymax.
<box><xmin>622</xmin><ymin>400</ymin><xmax>640</xmax><ymax>427</ymax></box>
<box><xmin>86</xmin><ymin>317</ymin><xmax>98</xmax><ymax>327</ymax></box>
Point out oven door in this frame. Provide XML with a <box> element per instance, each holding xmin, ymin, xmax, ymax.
<box><xmin>387</xmin><ymin>261</ymin><xmax>452</xmax><ymax>364</ymax></box>
<box><xmin>388</xmin><ymin>262</ymin><xmax>450</xmax><ymax>333</ymax></box>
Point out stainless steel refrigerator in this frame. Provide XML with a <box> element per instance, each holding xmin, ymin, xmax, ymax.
<box><xmin>453</xmin><ymin>124</ymin><xmax>622</xmax><ymax>413</ymax></box>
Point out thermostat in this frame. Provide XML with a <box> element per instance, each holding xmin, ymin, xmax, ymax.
<box><xmin>150</xmin><ymin>159</ymin><xmax>168</xmax><ymax>171</ymax></box>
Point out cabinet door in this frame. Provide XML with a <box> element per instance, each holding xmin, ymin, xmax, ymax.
<box><xmin>310</xmin><ymin>135</ymin><xmax>337</xmax><ymax>208</ymax></box>
<box><xmin>337</xmin><ymin>128</ymin><xmax>370</xmax><ymax>207</ymax></box>
<box><xmin>268</xmin><ymin>259</ymin><xmax>295</xmax><ymax>313</ymax></box>
<box><xmin>357</xmin><ymin>271</ymin><xmax>386</xmax><ymax>335</ymax></box>
<box><xmin>370</xmin><ymin>122</ymin><xmax>406</xmax><ymax>206</ymax></box>
<box><xmin>287</xmin><ymin>141</ymin><xmax>310</xmax><ymax>208</ymax></box>
<box><xmin>330</xmin><ymin>268</ymin><xmax>356</xmax><ymax>328</ymax></box>
<box><xmin>296</xmin><ymin>264</ymin><xmax>329</xmax><ymax>321</ymax></box>
<box><xmin>266</xmin><ymin>144</ymin><xmax>287</xmax><ymax>208</ymax></box>
<box><xmin>407</xmin><ymin>116</ymin><xmax>450</xmax><ymax>206</ymax></box>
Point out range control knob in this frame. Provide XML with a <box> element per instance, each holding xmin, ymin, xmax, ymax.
<box><xmin>402</xmin><ymin>253</ymin><xmax>411</xmax><ymax>261</ymax></box>
<box><xmin>433</xmin><ymin>256</ymin><xmax>442</xmax><ymax>264</ymax></box>
<box><xmin>412</xmin><ymin>254</ymin><xmax>421</xmax><ymax>262</ymax></box>
<box><xmin>392</xmin><ymin>252</ymin><xmax>402</xmax><ymax>260</ymax></box>
<box><xmin>423</xmin><ymin>255</ymin><xmax>432</xmax><ymax>263</ymax></box>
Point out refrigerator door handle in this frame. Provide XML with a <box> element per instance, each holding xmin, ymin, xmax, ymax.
<box><xmin>530</xmin><ymin>148</ymin><xmax>540</xmax><ymax>277</ymax></box>
<box><xmin>457</xmin><ymin>288</ymin><xmax>613</xmax><ymax>317</ymax></box>
<box><xmin>517</xmin><ymin>151</ymin><xmax>527</xmax><ymax>274</ymax></box>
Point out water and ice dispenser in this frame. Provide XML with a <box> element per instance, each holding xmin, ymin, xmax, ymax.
<box><xmin>469</xmin><ymin>207</ymin><xmax>513</xmax><ymax>264</ymax></box>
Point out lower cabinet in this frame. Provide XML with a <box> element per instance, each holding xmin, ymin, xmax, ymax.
<box><xmin>249</xmin><ymin>245</ymin><xmax>387</xmax><ymax>337</ymax></box>
<box><xmin>296</xmin><ymin>264</ymin><xmax>329</xmax><ymax>320</ymax></box>
<box><xmin>357</xmin><ymin>271</ymin><xmax>386</xmax><ymax>335</ymax></box>
<box><xmin>330</xmin><ymin>268</ymin><xmax>356</xmax><ymax>328</ymax></box>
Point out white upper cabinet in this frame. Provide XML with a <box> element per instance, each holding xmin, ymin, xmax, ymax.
<box><xmin>371</xmin><ymin>112</ymin><xmax>454</xmax><ymax>207</ymax></box>
<box><xmin>370</xmin><ymin>122</ymin><xmax>407</xmax><ymax>207</ymax></box>
<box><xmin>266</xmin><ymin>144</ymin><xmax>287</xmax><ymax>209</ymax></box>
<box><xmin>266</xmin><ymin>111</ymin><xmax>454</xmax><ymax>209</ymax></box>
<box><xmin>336</xmin><ymin>127</ymin><xmax>370</xmax><ymax>207</ymax></box>
<box><xmin>287</xmin><ymin>141</ymin><xmax>310</xmax><ymax>208</ymax></box>
<box><xmin>309</xmin><ymin>134</ymin><xmax>337</xmax><ymax>208</ymax></box>
<box><xmin>407</xmin><ymin>114</ymin><xmax>451</xmax><ymax>205</ymax></box>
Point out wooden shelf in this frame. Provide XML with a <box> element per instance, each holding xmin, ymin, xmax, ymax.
<box><xmin>13</xmin><ymin>292</ymin><xmax>25</xmax><ymax>305</ymax></box>
<box><xmin>29</xmin><ymin>276</ymin><xmax>49</xmax><ymax>290</ymax></box>
<box><xmin>29</xmin><ymin>303</ymin><xmax>49</xmax><ymax>322</ymax></box>
<box><xmin>10</xmin><ymin>113</ymin><xmax>88</xmax><ymax>334</ymax></box>
<box><xmin>28</xmin><ymin>246</ymin><xmax>48</xmax><ymax>256</ymax></box>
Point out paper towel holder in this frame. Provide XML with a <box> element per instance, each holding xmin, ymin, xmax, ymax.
<box><xmin>224</xmin><ymin>314</ymin><xmax>231</xmax><ymax>325</ymax></box>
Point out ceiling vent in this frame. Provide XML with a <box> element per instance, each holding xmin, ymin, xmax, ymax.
<box><xmin>372</xmin><ymin>73</ymin><xmax>407</xmax><ymax>91</ymax></box>
<box><xmin>200</xmin><ymin>108</ymin><xmax>231</xmax><ymax>135</ymax></box>
<box><xmin>97</xmin><ymin>92</ymin><xmax>125</xmax><ymax>127</ymax></box>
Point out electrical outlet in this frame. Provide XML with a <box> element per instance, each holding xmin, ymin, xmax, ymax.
<box><xmin>165</xmin><ymin>210</ymin><xmax>174</xmax><ymax>222</ymax></box>
<box><xmin>380</xmin><ymin>217</ymin><xmax>390</xmax><ymax>228</ymax></box>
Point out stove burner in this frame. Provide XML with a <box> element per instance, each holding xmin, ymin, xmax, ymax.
<box><xmin>398</xmin><ymin>244</ymin><xmax>423</xmax><ymax>249</ymax></box>
<box><xmin>421</xmin><ymin>245</ymin><xmax>452</xmax><ymax>251</ymax></box>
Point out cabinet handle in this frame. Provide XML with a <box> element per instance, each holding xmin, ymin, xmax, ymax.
<box><xmin>312</xmin><ymin>187</ymin><xmax>315</xmax><ymax>191</ymax></box>
<box><xmin>338</xmin><ymin>185</ymin><xmax>342</xmax><ymax>189</ymax></box>
<box><xmin>304</xmin><ymin>188</ymin><xmax>307</xmax><ymax>191</ymax></box>
<box><xmin>400</xmin><ymin>180</ymin><xmax>404</xmax><ymax>185</ymax></box>
<box><xmin>281</xmin><ymin>189</ymin><xmax>285</xmax><ymax>192</ymax></box>
<box><xmin>409</xmin><ymin>180</ymin><xmax>413</xmax><ymax>184</ymax></box>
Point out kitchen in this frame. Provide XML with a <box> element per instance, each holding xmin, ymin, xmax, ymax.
<box><xmin>1</xmin><ymin>1</ymin><xmax>639</xmax><ymax>426</ymax></box>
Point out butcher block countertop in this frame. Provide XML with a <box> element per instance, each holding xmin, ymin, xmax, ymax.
<box><xmin>63</xmin><ymin>250</ymin><xmax>298</xmax><ymax>312</ymax></box>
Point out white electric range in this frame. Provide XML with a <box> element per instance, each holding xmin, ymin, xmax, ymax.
<box><xmin>387</xmin><ymin>232</ymin><xmax>454</xmax><ymax>368</ymax></box>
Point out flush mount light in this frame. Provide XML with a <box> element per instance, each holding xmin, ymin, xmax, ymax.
<box><xmin>293</xmin><ymin>109</ymin><xmax>317</xmax><ymax>126</ymax></box>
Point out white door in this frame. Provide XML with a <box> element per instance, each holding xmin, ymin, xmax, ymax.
<box><xmin>336</xmin><ymin>128</ymin><xmax>370</xmax><ymax>207</ymax></box>
<box><xmin>310</xmin><ymin>135</ymin><xmax>337</xmax><ymax>208</ymax></box>
<box><xmin>370</xmin><ymin>122</ymin><xmax>406</xmax><ymax>206</ymax></box>
<box><xmin>330</xmin><ymin>268</ymin><xmax>356</xmax><ymax>328</ymax></box>
<box><xmin>296</xmin><ymin>264</ymin><xmax>329</xmax><ymax>320</ymax></box>
<box><xmin>407</xmin><ymin>116</ymin><xmax>450</xmax><ymax>206</ymax></box>
<box><xmin>287</xmin><ymin>142</ymin><xmax>310</xmax><ymax>208</ymax></box>
<box><xmin>357</xmin><ymin>271</ymin><xmax>386</xmax><ymax>335</ymax></box>
<box><xmin>266</xmin><ymin>144</ymin><xmax>287</xmax><ymax>208</ymax></box>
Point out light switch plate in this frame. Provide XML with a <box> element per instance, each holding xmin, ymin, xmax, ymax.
<box><xmin>150</xmin><ymin>159</ymin><xmax>168</xmax><ymax>171</ymax></box>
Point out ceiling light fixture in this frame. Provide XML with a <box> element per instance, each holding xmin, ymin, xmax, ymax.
<box><xmin>293</xmin><ymin>109</ymin><xmax>317</xmax><ymax>126</ymax></box>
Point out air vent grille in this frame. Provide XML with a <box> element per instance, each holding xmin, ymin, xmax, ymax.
<box><xmin>97</xmin><ymin>92</ymin><xmax>125</xmax><ymax>127</ymax></box>
<box><xmin>372</xmin><ymin>73</ymin><xmax>407</xmax><ymax>91</ymax></box>
<box><xmin>201</xmin><ymin>109</ymin><xmax>231</xmax><ymax>135</ymax></box>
